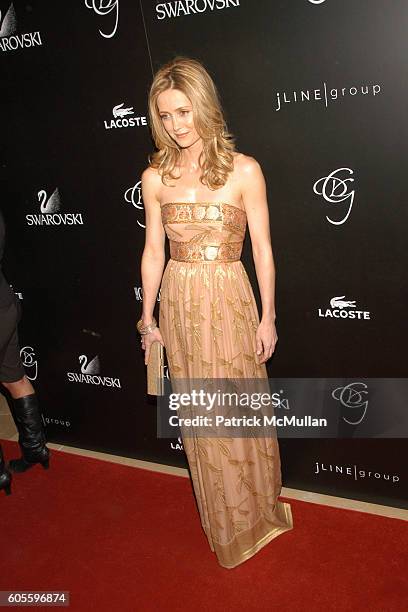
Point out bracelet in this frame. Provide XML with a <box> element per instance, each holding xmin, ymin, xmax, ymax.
<box><xmin>137</xmin><ymin>317</ymin><xmax>157</xmax><ymax>335</ymax></box>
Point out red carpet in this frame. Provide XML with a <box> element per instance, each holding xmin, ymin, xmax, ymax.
<box><xmin>0</xmin><ymin>439</ymin><xmax>406</xmax><ymax>612</ymax></box>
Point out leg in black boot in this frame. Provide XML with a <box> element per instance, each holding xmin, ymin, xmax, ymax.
<box><xmin>0</xmin><ymin>442</ymin><xmax>12</xmax><ymax>495</ymax></box>
<box><xmin>8</xmin><ymin>393</ymin><xmax>50</xmax><ymax>473</ymax></box>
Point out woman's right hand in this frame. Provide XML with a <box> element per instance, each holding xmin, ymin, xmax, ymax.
<box><xmin>140</xmin><ymin>327</ymin><xmax>165</xmax><ymax>365</ymax></box>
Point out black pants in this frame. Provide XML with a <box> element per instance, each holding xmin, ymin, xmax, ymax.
<box><xmin>0</xmin><ymin>297</ymin><xmax>25</xmax><ymax>383</ymax></box>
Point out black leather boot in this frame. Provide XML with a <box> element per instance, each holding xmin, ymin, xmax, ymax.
<box><xmin>0</xmin><ymin>442</ymin><xmax>12</xmax><ymax>495</ymax></box>
<box><xmin>8</xmin><ymin>393</ymin><xmax>50</xmax><ymax>473</ymax></box>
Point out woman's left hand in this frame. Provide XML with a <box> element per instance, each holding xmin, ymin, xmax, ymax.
<box><xmin>255</xmin><ymin>319</ymin><xmax>278</xmax><ymax>364</ymax></box>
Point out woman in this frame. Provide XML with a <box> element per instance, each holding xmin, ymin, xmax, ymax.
<box><xmin>0</xmin><ymin>209</ymin><xmax>50</xmax><ymax>496</ymax></box>
<box><xmin>139</xmin><ymin>57</ymin><xmax>293</xmax><ymax>568</ymax></box>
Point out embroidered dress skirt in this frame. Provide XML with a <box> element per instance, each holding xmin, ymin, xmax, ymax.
<box><xmin>159</xmin><ymin>202</ymin><xmax>293</xmax><ymax>569</ymax></box>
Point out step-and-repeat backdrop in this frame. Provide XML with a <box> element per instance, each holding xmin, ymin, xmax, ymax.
<box><xmin>1</xmin><ymin>0</ymin><xmax>406</xmax><ymax>509</ymax></box>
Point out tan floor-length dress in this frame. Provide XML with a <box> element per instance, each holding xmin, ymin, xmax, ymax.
<box><xmin>158</xmin><ymin>201</ymin><xmax>293</xmax><ymax>569</ymax></box>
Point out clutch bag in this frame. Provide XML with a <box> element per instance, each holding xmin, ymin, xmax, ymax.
<box><xmin>147</xmin><ymin>341</ymin><xmax>165</xmax><ymax>396</ymax></box>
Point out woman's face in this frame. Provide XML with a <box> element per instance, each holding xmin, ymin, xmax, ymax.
<box><xmin>157</xmin><ymin>88</ymin><xmax>201</xmax><ymax>148</ymax></box>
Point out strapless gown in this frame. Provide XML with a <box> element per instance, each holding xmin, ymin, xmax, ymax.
<box><xmin>158</xmin><ymin>201</ymin><xmax>293</xmax><ymax>569</ymax></box>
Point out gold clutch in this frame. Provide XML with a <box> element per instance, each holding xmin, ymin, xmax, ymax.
<box><xmin>147</xmin><ymin>341</ymin><xmax>165</xmax><ymax>395</ymax></box>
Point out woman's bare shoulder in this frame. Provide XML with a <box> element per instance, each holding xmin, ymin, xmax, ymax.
<box><xmin>141</xmin><ymin>165</ymin><xmax>161</xmax><ymax>184</ymax></box>
<box><xmin>141</xmin><ymin>166</ymin><xmax>162</xmax><ymax>204</ymax></box>
<box><xmin>232</xmin><ymin>152</ymin><xmax>262</xmax><ymax>178</ymax></box>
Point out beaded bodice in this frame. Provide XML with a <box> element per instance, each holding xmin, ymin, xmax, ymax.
<box><xmin>160</xmin><ymin>202</ymin><xmax>247</xmax><ymax>262</ymax></box>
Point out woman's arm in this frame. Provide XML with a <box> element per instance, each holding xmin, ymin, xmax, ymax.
<box><xmin>241</xmin><ymin>156</ymin><xmax>276</xmax><ymax>323</ymax></box>
<box><xmin>140</xmin><ymin>167</ymin><xmax>166</xmax><ymax>325</ymax></box>
<box><xmin>240</xmin><ymin>156</ymin><xmax>277</xmax><ymax>362</ymax></box>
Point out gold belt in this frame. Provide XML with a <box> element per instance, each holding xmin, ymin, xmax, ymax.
<box><xmin>169</xmin><ymin>240</ymin><xmax>242</xmax><ymax>262</ymax></box>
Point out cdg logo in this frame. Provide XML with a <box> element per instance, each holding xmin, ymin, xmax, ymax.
<box><xmin>84</xmin><ymin>0</ymin><xmax>119</xmax><ymax>38</ymax></box>
<box><xmin>313</xmin><ymin>168</ymin><xmax>355</xmax><ymax>226</ymax></box>
<box><xmin>124</xmin><ymin>180</ymin><xmax>145</xmax><ymax>228</ymax></box>
<box><xmin>20</xmin><ymin>346</ymin><xmax>38</xmax><ymax>381</ymax></box>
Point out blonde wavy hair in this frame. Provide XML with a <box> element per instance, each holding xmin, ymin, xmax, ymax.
<box><xmin>148</xmin><ymin>56</ymin><xmax>236</xmax><ymax>190</ymax></box>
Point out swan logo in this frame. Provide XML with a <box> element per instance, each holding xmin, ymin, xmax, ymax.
<box><xmin>85</xmin><ymin>0</ymin><xmax>119</xmax><ymax>39</ymax></box>
<box><xmin>318</xmin><ymin>296</ymin><xmax>371</xmax><ymax>320</ymax></box>
<box><xmin>170</xmin><ymin>436</ymin><xmax>184</xmax><ymax>451</ymax></box>
<box><xmin>125</xmin><ymin>180</ymin><xmax>145</xmax><ymax>229</ymax></box>
<box><xmin>20</xmin><ymin>346</ymin><xmax>38</xmax><ymax>381</ymax></box>
<box><xmin>156</xmin><ymin>0</ymin><xmax>240</xmax><ymax>20</ymax></box>
<box><xmin>332</xmin><ymin>382</ymin><xmax>368</xmax><ymax>426</ymax></box>
<box><xmin>26</xmin><ymin>188</ymin><xmax>84</xmax><ymax>227</ymax></box>
<box><xmin>0</xmin><ymin>2</ymin><xmax>43</xmax><ymax>52</ymax></box>
<box><xmin>314</xmin><ymin>461</ymin><xmax>399</xmax><ymax>483</ymax></box>
<box><xmin>67</xmin><ymin>354</ymin><xmax>121</xmax><ymax>388</ymax></box>
<box><xmin>274</xmin><ymin>81</ymin><xmax>381</xmax><ymax>112</ymax></box>
<box><xmin>104</xmin><ymin>103</ymin><xmax>147</xmax><ymax>130</ymax></box>
<box><xmin>313</xmin><ymin>168</ymin><xmax>355</xmax><ymax>225</ymax></box>
<box><xmin>79</xmin><ymin>354</ymin><xmax>100</xmax><ymax>375</ymax></box>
